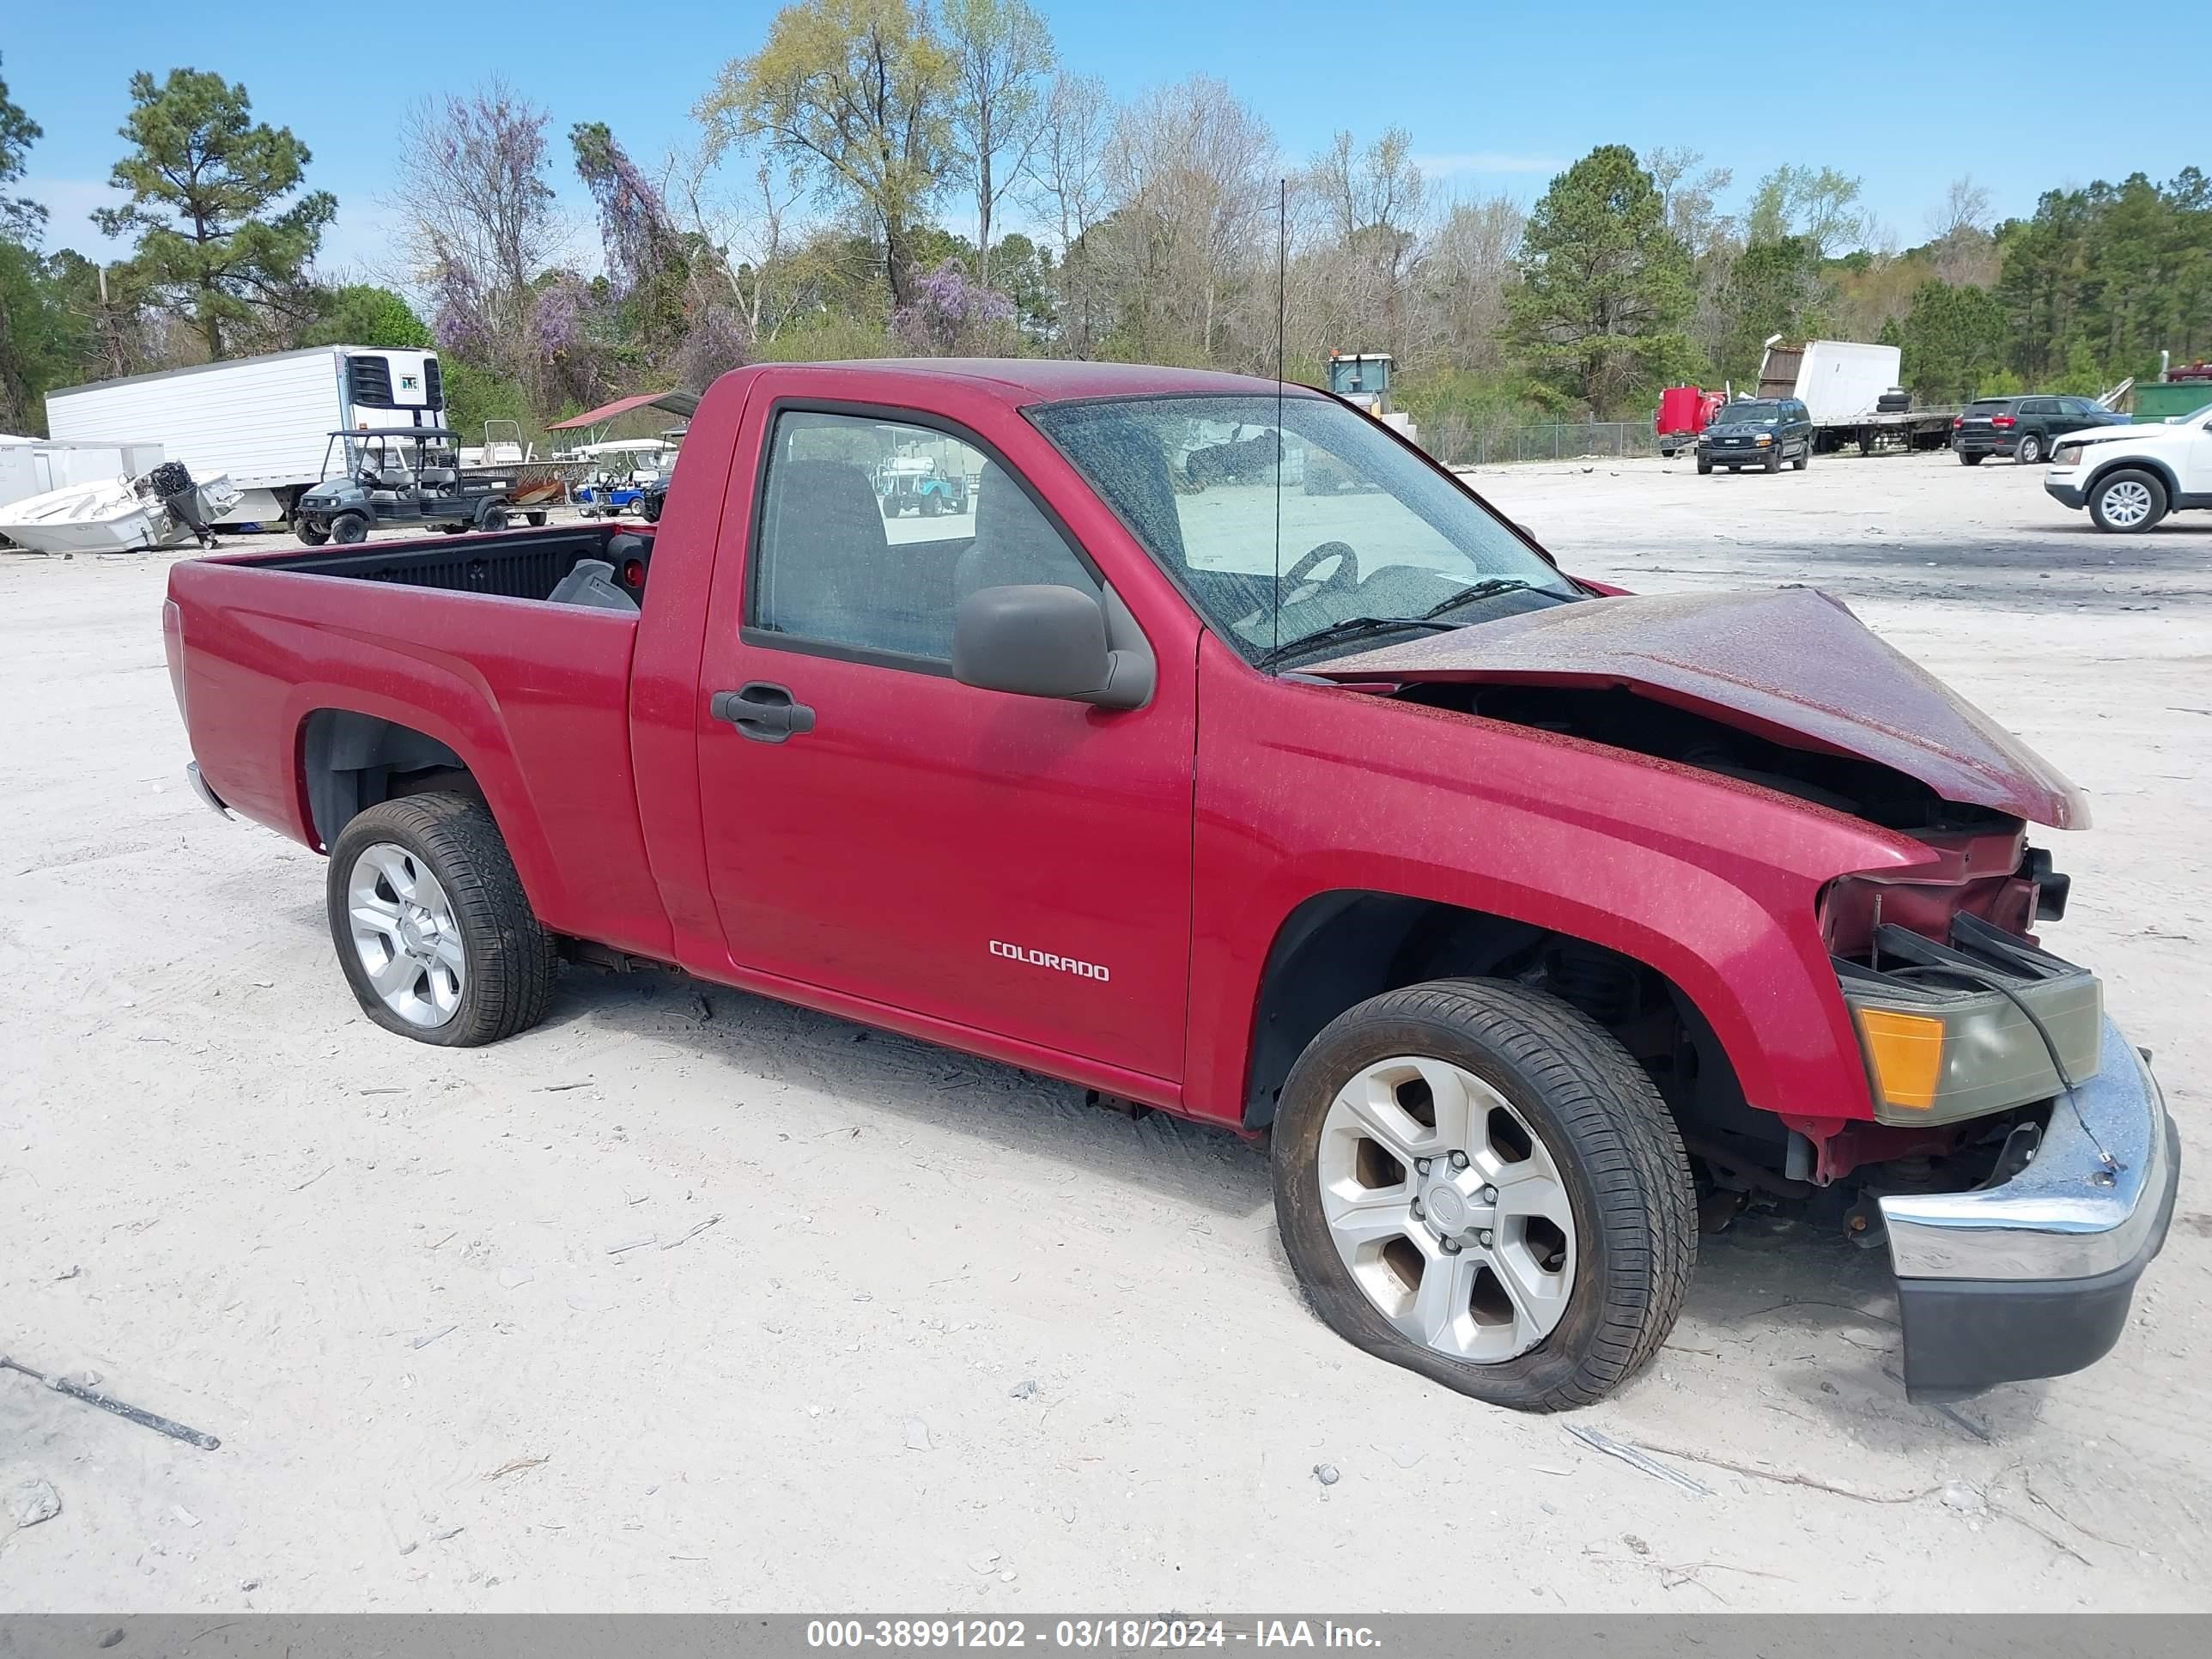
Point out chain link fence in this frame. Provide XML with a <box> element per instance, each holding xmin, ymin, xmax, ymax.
<box><xmin>1419</xmin><ymin>417</ymin><xmax>1669</xmax><ymax>469</ymax></box>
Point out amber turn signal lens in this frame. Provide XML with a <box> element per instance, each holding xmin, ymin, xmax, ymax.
<box><xmin>1856</xmin><ymin>1009</ymin><xmax>1945</xmax><ymax>1110</ymax></box>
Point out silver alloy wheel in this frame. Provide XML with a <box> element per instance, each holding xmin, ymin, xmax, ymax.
<box><xmin>1316</xmin><ymin>1056</ymin><xmax>1577</xmax><ymax>1364</ymax></box>
<box><xmin>2018</xmin><ymin>434</ymin><xmax>2042</xmax><ymax>464</ymax></box>
<box><xmin>346</xmin><ymin>842</ymin><xmax>465</xmax><ymax>1028</ymax></box>
<box><xmin>2100</xmin><ymin>478</ymin><xmax>2154</xmax><ymax>527</ymax></box>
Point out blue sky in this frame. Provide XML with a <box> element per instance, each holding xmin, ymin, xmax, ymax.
<box><xmin>9</xmin><ymin>0</ymin><xmax>2209</xmax><ymax>278</ymax></box>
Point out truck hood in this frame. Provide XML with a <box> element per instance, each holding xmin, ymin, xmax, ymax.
<box><xmin>1310</xmin><ymin>586</ymin><xmax>2087</xmax><ymax>829</ymax></box>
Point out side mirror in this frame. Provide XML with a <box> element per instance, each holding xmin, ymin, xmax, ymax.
<box><xmin>953</xmin><ymin>584</ymin><xmax>1151</xmax><ymax>711</ymax></box>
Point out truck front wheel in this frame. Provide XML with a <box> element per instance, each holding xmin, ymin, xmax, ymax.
<box><xmin>295</xmin><ymin>517</ymin><xmax>330</xmax><ymax>546</ymax></box>
<box><xmin>1272</xmin><ymin>978</ymin><xmax>1695</xmax><ymax>1411</ymax></box>
<box><xmin>326</xmin><ymin>793</ymin><xmax>556</xmax><ymax>1048</ymax></box>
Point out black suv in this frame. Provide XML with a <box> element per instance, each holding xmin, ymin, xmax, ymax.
<box><xmin>1696</xmin><ymin>398</ymin><xmax>1812</xmax><ymax>474</ymax></box>
<box><xmin>1954</xmin><ymin>395</ymin><xmax>2129</xmax><ymax>465</ymax></box>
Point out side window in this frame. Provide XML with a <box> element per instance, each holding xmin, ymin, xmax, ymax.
<box><xmin>749</xmin><ymin>410</ymin><xmax>1097</xmax><ymax>665</ymax></box>
<box><xmin>2021</xmin><ymin>398</ymin><xmax>2056</xmax><ymax>416</ymax></box>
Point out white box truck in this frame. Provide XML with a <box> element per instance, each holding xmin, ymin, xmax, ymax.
<box><xmin>44</xmin><ymin>345</ymin><xmax>447</xmax><ymax>524</ymax></box>
<box><xmin>1756</xmin><ymin>338</ymin><xmax>1958</xmax><ymax>453</ymax></box>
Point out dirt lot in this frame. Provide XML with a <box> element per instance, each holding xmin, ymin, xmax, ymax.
<box><xmin>3</xmin><ymin>449</ymin><xmax>2207</xmax><ymax>1612</ymax></box>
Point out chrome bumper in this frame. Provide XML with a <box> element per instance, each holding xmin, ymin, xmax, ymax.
<box><xmin>185</xmin><ymin>762</ymin><xmax>232</xmax><ymax>818</ymax></box>
<box><xmin>1881</xmin><ymin>1017</ymin><xmax>2179</xmax><ymax>1401</ymax></box>
<box><xmin>1881</xmin><ymin>1017</ymin><xmax>2174</xmax><ymax>1281</ymax></box>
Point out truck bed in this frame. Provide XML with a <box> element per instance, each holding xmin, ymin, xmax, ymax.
<box><xmin>252</xmin><ymin>522</ymin><xmax>655</xmax><ymax>606</ymax></box>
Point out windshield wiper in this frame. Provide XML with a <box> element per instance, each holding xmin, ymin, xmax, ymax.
<box><xmin>1255</xmin><ymin>615</ymin><xmax>1456</xmax><ymax>669</ymax></box>
<box><xmin>1419</xmin><ymin>577</ymin><xmax>1541</xmax><ymax>621</ymax></box>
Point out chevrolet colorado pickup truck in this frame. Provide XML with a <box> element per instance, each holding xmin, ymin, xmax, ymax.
<box><xmin>164</xmin><ymin>360</ymin><xmax>2179</xmax><ymax>1411</ymax></box>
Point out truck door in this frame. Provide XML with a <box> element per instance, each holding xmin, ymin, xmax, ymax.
<box><xmin>2179</xmin><ymin>410</ymin><xmax>2212</xmax><ymax>497</ymax></box>
<box><xmin>693</xmin><ymin>398</ymin><xmax>1196</xmax><ymax>1084</ymax></box>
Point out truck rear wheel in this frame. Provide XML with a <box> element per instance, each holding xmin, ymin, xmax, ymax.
<box><xmin>1272</xmin><ymin>978</ymin><xmax>1694</xmax><ymax>1411</ymax></box>
<box><xmin>326</xmin><ymin>793</ymin><xmax>556</xmax><ymax>1048</ymax></box>
<box><xmin>330</xmin><ymin>512</ymin><xmax>369</xmax><ymax>544</ymax></box>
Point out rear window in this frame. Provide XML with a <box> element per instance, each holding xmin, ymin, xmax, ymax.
<box><xmin>1966</xmin><ymin>400</ymin><xmax>2014</xmax><ymax>414</ymax></box>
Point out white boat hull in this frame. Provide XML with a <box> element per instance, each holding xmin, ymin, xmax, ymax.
<box><xmin>0</xmin><ymin>473</ymin><xmax>242</xmax><ymax>554</ymax></box>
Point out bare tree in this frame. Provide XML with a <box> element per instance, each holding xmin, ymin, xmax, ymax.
<box><xmin>1647</xmin><ymin>146</ymin><xmax>1735</xmax><ymax>255</ymax></box>
<box><xmin>942</xmin><ymin>0</ymin><xmax>1054</xmax><ymax>283</ymax></box>
<box><xmin>392</xmin><ymin>80</ymin><xmax>564</xmax><ymax>390</ymax></box>
<box><xmin>1303</xmin><ymin>128</ymin><xmax>1426</xmax><ymax>357</ymax></box>
<box><xmin>1421</xmin><ymin>195</ymin><xmax>1524</xmax><ymax>369</ymax></box>
<box><xmin>1023</xmin><ymin>71</ymin><xmax>1113</xmax><ymax>356</ymax></box>
<box><xmin>1928</xmin><ymin>174</ymin><xmax>1994</xmax><ymax>242</ymax></box>
<box><xmin>1092</xmin><ymin>76</ymin><xmax>1279</xmax><ymax>368</ymax></box>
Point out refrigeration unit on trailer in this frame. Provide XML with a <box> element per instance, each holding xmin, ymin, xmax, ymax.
<box><xmin>44</xmin><ymin>346</ymin><xmax>447</xmax><ymax>525</ymax></box>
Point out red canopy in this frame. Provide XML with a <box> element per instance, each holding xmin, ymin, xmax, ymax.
<box><xmin>548</xmin><ymin>391</ymin><xmax>701</xmax><ymax>431</ymax></box>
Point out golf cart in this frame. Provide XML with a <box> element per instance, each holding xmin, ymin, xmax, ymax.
<box><xmin>875</xmin><ymin>454</ymin><xmax>971</xmax><ymax>519</ymax></box>
<box><xmin>295</xmin><ymin>429</ymin><xmax>515</xmax><ymax>545</ymax></box>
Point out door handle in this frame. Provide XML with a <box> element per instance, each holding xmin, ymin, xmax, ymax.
<box><xmin>711</xmin><ymin>682</ymin><xmax>817</xmax><ymax>744</ymax></box>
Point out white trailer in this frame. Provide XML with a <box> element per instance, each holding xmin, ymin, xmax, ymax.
<box><xmin>0</xmin><ymin>436</ymin><xmax>167</xmax><ymax>512</ymax></box>
<box><xmin>44</xmin><ymin>345</ymin><xmax>447</xmax><ymax>524</ymax></box>
<box><xmin>1757</xmin><ymin>338</ymin><xmax>1958</xmax><ymax>453</ymax></box>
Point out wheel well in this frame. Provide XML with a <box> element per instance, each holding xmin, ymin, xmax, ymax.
<box><xmin>2085</xmin><ymin>453</ymin><xmax>2179</xmax><ymax>501</ymax></box>
<box><xmin>301</xmin><ymin>709</ymin><xmax>482</xmax><ymax>849</ymax></box>
<box><xmin>1242</xmin><ymin>890</ymin><xmax>1765</xmax><ymax>1157</ymax></box>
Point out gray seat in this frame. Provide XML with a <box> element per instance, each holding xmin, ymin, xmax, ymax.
<box><xmin>416</xmin><ymin>465</ymin><xmax>458</xmax><ymax>488</ymax></box>
<box><xmin>1068</xmin><ymin>420</ymin><xmax>1187</xmax><ymax>570</ymax></box>
<box><xmin>547</xmin><ymin>558</ymin><xmax>639</xmax><ymax>612</ymax></box>
<box><xmin>953</xmin><ymin>462</ymin><xmax>1097</xmax><ymax>601</ymax></box>
<box><xmin>760</xmin><ymin>459</ymin><xmax>948</xmax><ymax>658</ymax></box>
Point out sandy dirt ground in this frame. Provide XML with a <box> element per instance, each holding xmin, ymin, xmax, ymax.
<box><xmin>3</xmin><ymin>448</ymin><xmax>2207</xmax><ymax>1613</ymax></box>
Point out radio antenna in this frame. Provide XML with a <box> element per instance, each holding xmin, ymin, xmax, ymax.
<box><xmin>1273</xmin><ymin>175</ymin><xmax>1287</xmax><ymax>671</ymax></box>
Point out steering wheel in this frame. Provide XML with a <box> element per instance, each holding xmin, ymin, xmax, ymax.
<box><xmin>1279</xmin><ymin>541</ymin><xmax>1360</xmax><ymax>606</ymax></box>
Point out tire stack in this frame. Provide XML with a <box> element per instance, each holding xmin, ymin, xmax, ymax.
<box><xmin>1875</xmin><ymin>387</ymin><xmax>1911</xmax><ymax>414</ymax></box>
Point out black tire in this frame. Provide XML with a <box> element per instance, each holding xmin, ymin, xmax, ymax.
<box><xmin>439</xmin><ymin>523</ymin><xmax>468</xmax><ymax>535</ymax></box>
<box><xmin>1764</xmin><ymin>446</ymin><xmax>1783</xmax><ymax>473</ymax></box>
<box><xmin>478</xmin><ymin>502</ymin><xmax>511</xmax><ymax>532</ymax></box>
<box><xmin>527</xmin><ymin>510</ymin><xmax>549</xmax><ymax>527</ymax></box>
<box><xmin>1694</xmin><ymin>456</ymin><xmax>1712</xmax><ymax>476</ymax></box>
<box><xmin>326</xmin><ymin>793</ymin><xmax>556</xmax><ymax>1048</ymax></box>
<box><xmin>1272</xmin><ymin>977</ymin><xmax>1696</xmax><ymax>1412</ymax></box>
<box><xmin>330</xmin><ymin>511</ymin><xmax>369</xmax><ymax>544</ymax></box>
<box><xmin>2016</xmin><ymin>432</ymin><xmax>2045</xmax><ymax>465</ymax></box>
<box><xmin>295</xmin><ymin>517</ymin><xmax>331</xmax><ymax>547</ymax></box>
<box><xmin>1792</xmin><ymin>445</ymin><xmax>1809</xmax><ymax>471</ymax></box>
<box><xmin>2087</xmin><ymin>467</ymin><xmax>2168</xmax><ymax>535</ymax></box>
<box><xmin>1859</xmin><ymin>433</ymin><xmax>1877</xmax><ymax>457</ymax></box>
<box><xmin>1959</xmin><ymin>451</ymin><xmax>1984</xmax><ymax>466</ymax></box>
<box><xmin>881</xmin><ymin>495</ymin><xmax>899</xmax><ymax>519</ymax></box>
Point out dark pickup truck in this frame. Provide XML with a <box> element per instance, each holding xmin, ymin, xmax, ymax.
<box><xmin>164</xmin><ymin>359</ymin><xmax>2179</xmax><ymax>1411</ymax></box>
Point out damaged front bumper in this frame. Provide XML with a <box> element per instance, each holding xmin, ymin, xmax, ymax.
<box><xmin>1881</xmin><ymin>1018</ymin><xmax>2180</xmax><ymax>1401</ymax></box>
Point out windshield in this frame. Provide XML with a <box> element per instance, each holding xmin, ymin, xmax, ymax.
<box><xmin>1029</xmin><ymin>394</ymin><xmax>1576</xmax><ymax>665</ymax></box>
<box><xmin>1716</xmin><ymin>401</ymin><xmax>1782</xmax><ymax>424</ymax></box>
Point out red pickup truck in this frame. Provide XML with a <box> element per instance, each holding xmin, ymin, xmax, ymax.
<box><xmin>164</xmin><ymin>359</ymin><xmax>2178</xmax><ymax>1411</ymax></box>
